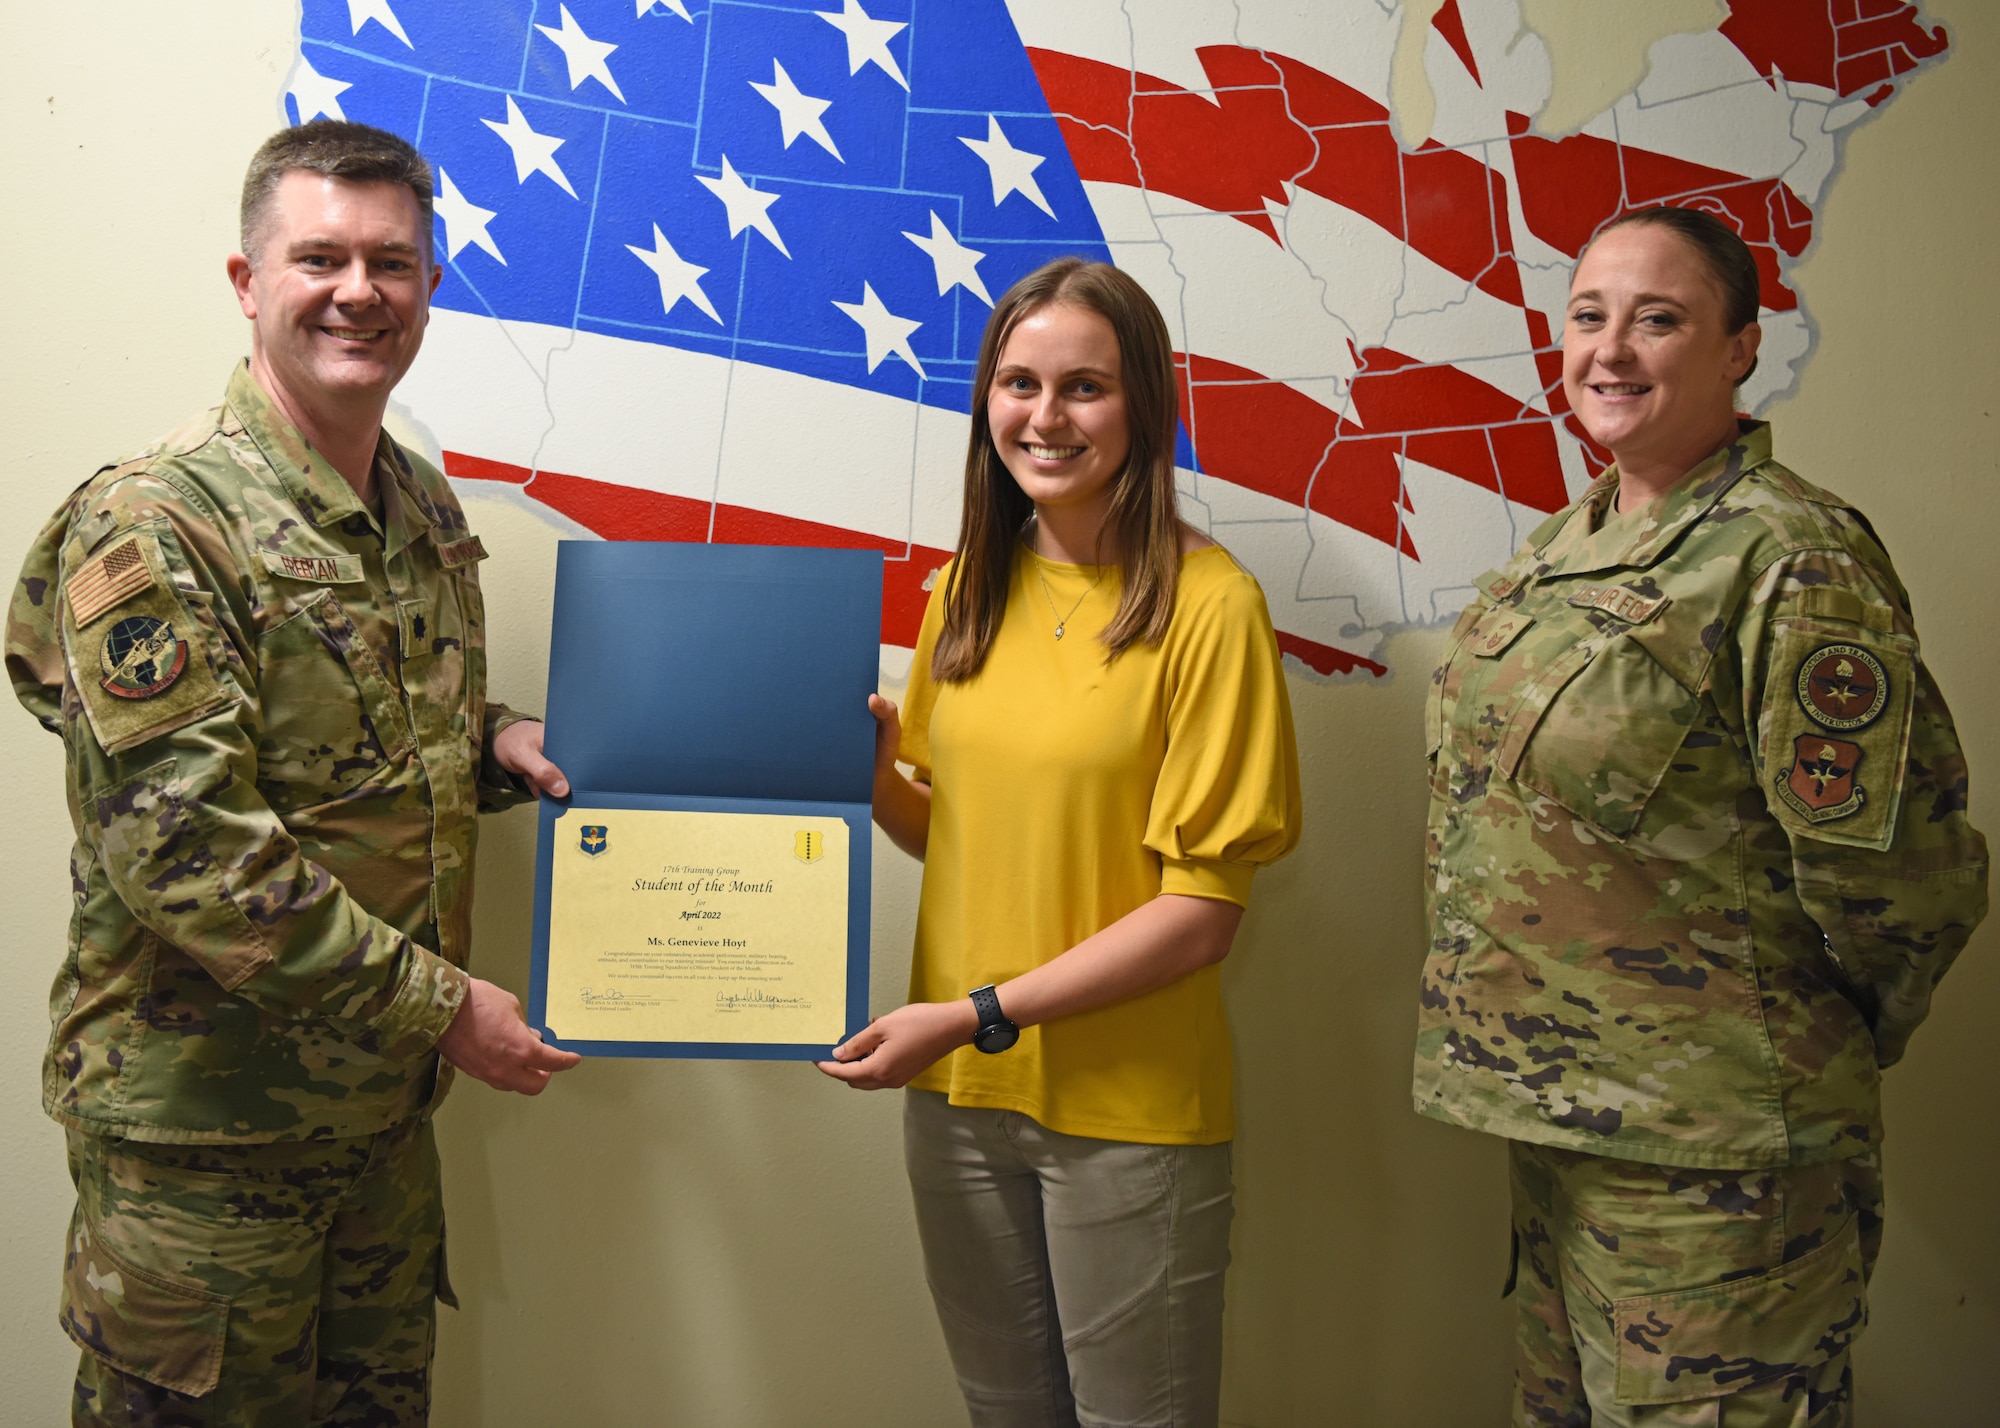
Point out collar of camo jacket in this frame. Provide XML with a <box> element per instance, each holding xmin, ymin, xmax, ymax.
<box><xmin>224</xmin><ymin>360</ymin><xmax>436</xmax><ymax>559</ymax></box>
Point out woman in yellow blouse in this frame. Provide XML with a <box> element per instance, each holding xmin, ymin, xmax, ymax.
<box><xmin>818</xmin><ymin>257</ymin><xmax>1300</xmax><ymax>1426</ymax></box>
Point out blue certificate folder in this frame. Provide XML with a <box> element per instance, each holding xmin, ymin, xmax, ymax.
<box><xmin>527</xmin><ymin>541</ymin><xmax>881</xmax><ymax>1060</ymax></box>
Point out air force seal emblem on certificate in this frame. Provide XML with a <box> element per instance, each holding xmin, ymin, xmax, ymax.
<box><xmin>98</xmin><ymin>615</ymin><xmax>187</xmax><ymax>699</ymax></box>
<box><xmin>1798</xmin><ymin>644</ymin><xmax>1889</xmax><ymax>730</ymax></box>
<box><xmin>1777</xmin><ymin>735</ymin><xmax>1865</xmax><ymax>822</ymax></box>
<box><xmin>794</xmin><ymin>830</ymin><xmax>823</xmax><ymax>863</ymax></box>
<box><xmin>579</xmin><ymin>825</ymin><xmax>608</xmax><ymax>857</ymax></box>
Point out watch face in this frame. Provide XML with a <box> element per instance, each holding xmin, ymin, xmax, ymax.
<box><xmin>973</xmin><ymin>1021</ymin><xmax>1019</xmax><ymax>1054</ymax></box>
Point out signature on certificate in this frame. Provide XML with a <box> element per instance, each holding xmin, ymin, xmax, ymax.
<box><xmin>715</xmin><ymin>988</ymin><xmax>811</xmax><ymax>1012</ymax></box>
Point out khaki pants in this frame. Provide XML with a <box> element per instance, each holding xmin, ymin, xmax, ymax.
<box><xmin>904</xmin><ymin>1089</ymin><xmax>1234</xmax><ymax>1428</ymax></box>
<box><xmin>1508</xmin><ymin>1141</ymin><xmax>1883</xmax><ymax>1428</ymax></box>
<box><xmin>62</xmin><ymin>1118</ymin><xmax>449</xmax><ymax>1427</ymax></box>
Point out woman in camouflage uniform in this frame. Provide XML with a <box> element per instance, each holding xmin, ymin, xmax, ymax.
<box><xmin>1416</xmin><ymin>207</ymin><xmax>1986</xmax><ymax>1425</ymax></box>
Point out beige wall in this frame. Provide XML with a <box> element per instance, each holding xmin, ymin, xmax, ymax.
<box><xmin>2</xmin><ymin>4</ymin><xmax>1994</xmax><ymax>1423</ymax></box>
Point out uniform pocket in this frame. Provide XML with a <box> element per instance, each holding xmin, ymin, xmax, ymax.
<box><xmin>1427</xmin><ymin>599</ymin><xmax>1490</xmax><ymax>760</ymax></box>
<box><xmin>1504</xmin><ymin>631</ymin><xmax>1701</xmax><ymax>840</ymax></box>
<box><xmin>1611</xmin><ymin>1214</ymin><xmax>1867</xmax><ymax>1406</ymax></box>
<box><xmin>60</xmin><ymin>1197</ymin><xmax>229</xmax><ymax>1397</ymax></box>
<box><xmin>256</xmin><ymin>589</ymin><xmax>415</xmax><ymax>810</ymax></box>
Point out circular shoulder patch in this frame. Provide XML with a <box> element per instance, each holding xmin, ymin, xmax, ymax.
<box><xmin>1796</xmin><ymin>643</ymin><xmax>1888</xmax><ymax>731</ymax></box>
<box><xmin>99</xmin><ymin>615</ymin><xmax>188</xmax><ymax>700</ymax></box>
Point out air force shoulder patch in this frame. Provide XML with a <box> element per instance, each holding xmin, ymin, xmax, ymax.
<box><xmin>1767</xmin><ymin>621</ymin><xmax>1915</xmax><ymax>850</ymax></box>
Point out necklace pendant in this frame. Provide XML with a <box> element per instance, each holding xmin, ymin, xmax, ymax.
<box><xmin>1054</xmin><ymin>623</ymin><xmax>1066</xmax><ymax>640</ymax></box>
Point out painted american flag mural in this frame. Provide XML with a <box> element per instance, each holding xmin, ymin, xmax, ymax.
<box><xmin>284</xmin><ymin>0</ymin><xmax>1949</xmax><ymax>678</ymax></box>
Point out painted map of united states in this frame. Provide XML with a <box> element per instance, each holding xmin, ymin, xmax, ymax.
<box><xmin>284</xmin><ymin>0</ymin><xmax>1950</xmax><ymax>677</ymax></box>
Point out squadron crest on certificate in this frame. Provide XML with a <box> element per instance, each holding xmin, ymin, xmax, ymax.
<box><xmin>579</xmin><ymin>824</ymin><xmax>609</xmax><ymax>857</ymax></box>
<box><xmin>794</xmin><ymin>830</ymin><xmax>823</xmax><ymax>863</ymax></box>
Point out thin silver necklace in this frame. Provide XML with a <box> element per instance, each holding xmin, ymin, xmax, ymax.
<box><xmin>1031</xmin><ymin>523</ymin><xmax>1104</xmax><ymax>640</ymax></box>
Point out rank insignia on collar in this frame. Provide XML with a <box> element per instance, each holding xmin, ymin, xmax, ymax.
<box><xmin>580</xmin><ymin>825</ymin><xmax>608</xmax><ymax>857</ymax></box>
<box><xmin>1776</xmin><ymin>735</ymin><xmax>1865</xmax><ymax>822</ymax></box>
<box><xmin>1797</xmin><ymin>644</ymin><xmax>1888</xmax><ymax>731</ymax></box>
<box><xmin>99</xmin><ymin>616</ymin><xmax>188</xmax><ymax>700</ymax></box>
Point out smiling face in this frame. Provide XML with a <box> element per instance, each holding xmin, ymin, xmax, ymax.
<box><xmin>229</xmin><ymin>170</ymin><xmax>439</xmax><ymax>422</ymax></box>
<box><xmin>987</xmin><ymin>301</ymin><xmax>1132</xmax><ymax>540</ymax></box>
<box><xmin>1563</xmin><ymin>222</ymin><xmax>1760</xmax><ymax>485</ymax></box>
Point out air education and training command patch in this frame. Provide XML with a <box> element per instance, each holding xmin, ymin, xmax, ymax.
<box><xmin>1777</xmin><ymin>734</ymin><xmax>1866</xmax><ymax>823</ymax></box>
<box><xmin>98</xmin><ymin>615</ymin><xmax>188</xmax><ymax>699</ymax></box>
<box><xmin>1797</xmin><ymin>644</ymin><xmax>1889</xmax><ymax>730</ymax></box>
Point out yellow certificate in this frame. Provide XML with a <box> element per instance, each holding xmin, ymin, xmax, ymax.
<box><xmin>545</xmin><ymin>807</ymin><xmax>850</xmax><ymax>1045</ymax></box>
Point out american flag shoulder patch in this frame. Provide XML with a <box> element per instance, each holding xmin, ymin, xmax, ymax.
<box><xmin>67</xmin><ymin>534</ymin><xmax>158</xmax><ymax>628</ymax></box>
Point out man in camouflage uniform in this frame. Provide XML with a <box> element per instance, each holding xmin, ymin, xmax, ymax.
<box><xmin>1417</xmin><ymin>422</ymin><xmax>1987</xmax><ymax>1424</ymax></box>
<box><xmin>5</xmin><ymin>121</ymin><xmax>581</xmax><ymax>1425</ymax></box>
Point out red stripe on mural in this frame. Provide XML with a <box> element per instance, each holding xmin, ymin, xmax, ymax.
<box><xmin>443</xmin><ymin>452</ymin><xmax>1382</xmax><ymax>678</ymax></box>
<box><xmin>1505</xmin><ymin>112</ymin><xmax>1811</xmax><ymax>313</ymax></box>
<box><xmin>1028</xmin><ymin>46</ymin><xmax>1525</xmax><ymax>305</ymax></box>
<box><xmin>1721</xmin><ymin>0</ymin><xmax>1947</xmax><ymax>99</ymax></box>
<box><xmin>443</xmin><ymin>450</ymin><xmax>532</xmax><ymax>484</ymax></box>
<box><xmin>441</xmin><ymin>453</ymin><xmax>947</xmax><ymax>648</ymax></box>
<box><xmin>1431</xmin><ymin>0</ymin><xmax>1483</xmax><ymax>86</ymax></box>
<box><xmin>1277</xmin><ymin>630</ymin><xmax>1386</xmax><ymax>679</ymax></box>
<box><xmin>1174</xmin><ymin>346</ymin><xmax>1570</xmax><ymax>557</ymax></box>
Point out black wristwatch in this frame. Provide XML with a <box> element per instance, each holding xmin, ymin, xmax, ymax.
<box><xmin>968</xmin><ymin>984</ymin><xmax>1019</xmax><ymax>1054</ymax></box>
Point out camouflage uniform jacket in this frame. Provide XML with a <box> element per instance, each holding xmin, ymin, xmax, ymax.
<box><xmin>5</xmin><ymin>363</ymin><xmax>534</xmax><ymax>1143</ymax></box>
<box><xmin>1414</xmin><ymin>423</ymin><xmax>1987</xmax><ymax>1170</ymax></box>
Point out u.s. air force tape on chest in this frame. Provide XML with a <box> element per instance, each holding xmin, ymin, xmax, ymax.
<box><xmin>1566</xmin><ymin>583</ymin><xmax>1668</xmax><ymax>624</ymax></box>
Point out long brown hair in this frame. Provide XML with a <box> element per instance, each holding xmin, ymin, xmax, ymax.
<box><xmin>931</xmin><ymin>257</ymin><xmax>1183</xmax><ymax>682</ymax></box>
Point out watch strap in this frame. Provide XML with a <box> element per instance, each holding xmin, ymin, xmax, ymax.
<box><xmin>969</xmin><ymin>984</ymin><xmax>1006</xmax><ymax>1029</ymax></box>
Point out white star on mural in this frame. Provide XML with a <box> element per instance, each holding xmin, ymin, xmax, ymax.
<box><xmin>903</xmin><ymin>211</ymin><xmax>992</xmax><ymax>306</ymax></box>
<box><xmin>696</xmin><ymin>156</ymin><xmax>790</xmax><ymax>257</ymax></box>
<box><xmin>536</xmin><ymin>5</ymin><xmax>626</xmax><ymax>103</ymax></box>
<box><xmin>636</xmin><ymin>0</ymin><xmax>692</xmax><ymax>18</ymax></box>
<box><xmin>627</xmin><ymin>224</ymin><xmax>723</xmax><ymax>324</ymax></box>
<box><xmin>434</xmin><ymin>170</ymin><xmax>505</xmax><ymax>265</ymax></box>
<box><xmin>288</xmin><ymin>54</ymin><xmax>352</xmax><ymax>123</ymax></box>
<box><xmin>834</xmin><ymin>283</ymin><xmax>926</xmax><ymax>377</ymax></box>
<box><xmin>961</xmin><ymin>115</ymin><xmax>1055</xmax><ymax>218</ymax></box>
<box><xmin>482</xmin><ymin>96</ymin><xmax>578</xmax><ymax>198</ymax></box>
<box><xmin>347</xmin><ymin>0</ymin><xmax>412</xmax><ymax>48</ymax></box>
<box><xmin>816</xmin><ymin>0</ymin><xmax>908</xmax><ymax>91</ymax></box>
<box><xmin>750</xmin><ymin>60</ymin><xmax>842</xmax><ymax>161</ymax></box>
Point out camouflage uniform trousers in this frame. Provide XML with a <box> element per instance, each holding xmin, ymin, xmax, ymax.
<box><xmin>61</xmin><ymin>1116</ymin><xmax>452</xmax><ymax>1427</ymax></box>
<box><xmin>1508</xmin><ymin>1141</ymin><xmax>1881</xmax><ymax>1428</ymax></box>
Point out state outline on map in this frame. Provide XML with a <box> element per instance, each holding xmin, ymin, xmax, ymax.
<box><xmin>319</xmin><ymin>0</ymin><xmax>1950</xmax><ymax>684</ymax></box>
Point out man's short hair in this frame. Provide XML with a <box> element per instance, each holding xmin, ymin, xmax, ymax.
<box><xmin>240</xmin><ymin>120</ymin><xmax>435</xmax><ymax>262</ymax></box>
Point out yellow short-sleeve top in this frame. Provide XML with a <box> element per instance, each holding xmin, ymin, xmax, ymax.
<box><xmin>899</xmin><ymin>543</ymin><xmax>1302</xmax><ymax>1144</ymax></box>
